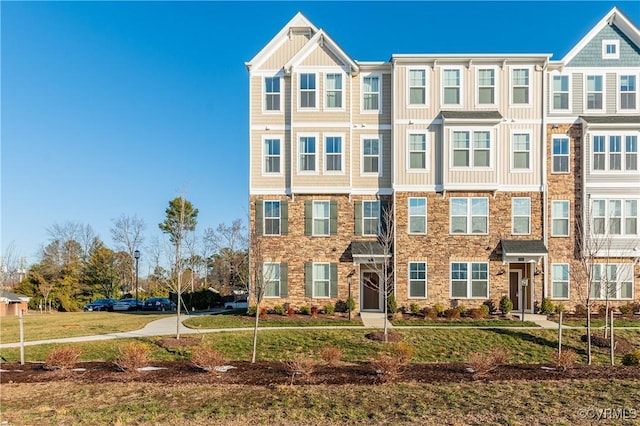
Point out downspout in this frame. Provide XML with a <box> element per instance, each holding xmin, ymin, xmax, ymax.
<box><xmin>248</xmin><ymin>67</ymin><xmax>254</xmax><ymax>305</ymax></box>
<box><xmin>289</xmin><ymin>68</ymin><xmax>294</xmax><ymax>202</ymax></box>
<box><xmin>541</xmin><ymin>58</ymin><xmax>549</xmax><ymax>302</ymax></box>
<box><xmin>391</xmin><ymin>59</ymin><xmax>397</xmax><ymax>299</ymax></box>
<box><xmin>349</xmin><ymin>66</ymin><xmax>354</xmax><ymax>203</ymax></box>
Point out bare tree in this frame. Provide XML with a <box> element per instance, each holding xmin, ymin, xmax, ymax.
<box><xmin>248</xmin><ymin>224</ymin><xmax>269</xmax><ymax>364</ymax></box>
<box><xmin>111</xmin><ymin>214</ymin><xmax>146</xmax><ymax>289</ymax></box>
<box><xmin>203</xmin><ymin>219</ymin><xmax>249</xmax><ymax>295</ymax></box>
<box><xmin>47</xmin><ymin>222</ymin><xmax>95</xmax><ymax>262</ymax></box>
<box><xmin>1</xmin><ymin>242</ymin><xmax>27</xmax><ymax>289</ymax></box>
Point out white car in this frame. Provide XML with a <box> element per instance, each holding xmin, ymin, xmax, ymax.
<box><xmin>224</xmin><ymin>299</ymin><xmax>248</xmax><ymax>310</ymax></box>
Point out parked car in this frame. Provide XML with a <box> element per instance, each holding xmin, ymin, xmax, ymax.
<box><xmin>224</xmin><ymin>299</ymin><xmax>248</xmax><ymax>310</ymax></box>
<box><xmin>143</xmin><ymin>297</ymin><xmax>176</xmax><ymax>311</ymax></box>
<box><xmin>83</xmin><ymin>298</ymin><xmax>117</xmax><ymax>312</ymax></box>
<box><xmin>112</xmin><ymin>298</ymin><xmax>143</xmax><ymax>311</ymax></box>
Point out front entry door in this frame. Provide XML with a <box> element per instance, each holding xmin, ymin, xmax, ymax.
<box><xmin>361</xmin><ymin>271</ymin><xmax>381</xmax><ymax>311</ymax></box>
<box><xmin>509</xmin><ymin>271</ymin><xmax>522</xmax><ymax>311</ymax></box>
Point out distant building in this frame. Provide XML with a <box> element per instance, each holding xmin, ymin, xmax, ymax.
<box><xmin>0</xmin><ymin>290</ymin><xmax>30</xmax><ymax>316</ymax></box>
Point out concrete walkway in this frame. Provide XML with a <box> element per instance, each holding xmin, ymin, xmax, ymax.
<box><xmin>512</xmin><ymin>313</ymin><xmax>561</xmax><ymax>329</ymax></box>
<box><xmin>359</xmin><ymin>312</ymin><xmax>393</xmax><ymax>329</ymax></box>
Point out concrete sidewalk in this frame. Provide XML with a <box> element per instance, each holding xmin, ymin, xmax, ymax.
<box><xmin>360</xmin><ymin>312</ymin><xmax>393</xmax><ymax>329</ymax></box>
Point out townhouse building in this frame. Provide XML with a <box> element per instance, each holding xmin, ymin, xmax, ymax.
<box><xmin>246</xmin><ymin>8</ymin><xmax>640</xmax><ymax>314</ymax></box>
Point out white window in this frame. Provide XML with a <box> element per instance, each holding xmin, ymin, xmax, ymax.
<box><xmin>299</xmin><ymin>136</ymin><xmax>316</xmax><ymax>172</ymax></box>
<box><xmin>264</xmin><ymin>262</ymin><xmax>281</xmax><ymax>297</ymax></box>
<box><xmin>511</xmin><ymin>68</ymin><xmax>530</xmax><ymax>105</ymax></box>
<box><xmin>591</xmin><ymin>199</ymin><xmax>638</xmax><ymax>236</ymax></box>
<box><xmin>263</xmin><ymin>138</ymin><xmax>281</xmax><ymax>174</ymax></box>
<box><xmin>325</xmin><ymin>73</ymin><xmax>343</xmax><ymax>109</ymax></box>
<box><xmin>408</xmin><ymin>197</ymin><xmax>427</xmax><ymax>234</ymax></box>
<box><xmin>362</xmin><ymin>136</ymin><xmax>380</xmax><ymax>175</ymax></box>
<box><xmin>627</xmin><ymin>136</ymin><xmax>638</xmax><ymax>170</ymax></box>
<box><xmin>620</xmin><ymin>75</ymin><xmax>637</xmax><ymax>110</ymax></box>
<box><xmin>299</xmin><ymin>73</ymin><xmax>316</xmax><ymax>108</ymax></box>
<box><xmin>552</xmin><ymin>200</ymin><xmax>569</xmax><ymax>237</ymax></box>
<box><xmin>512</xmin><ymin>197</ymin><xmax>531</xmax><ymax>235</ymax></box>
<box><xmin>552</xmin><ymin>75</ymin><xmax>569</xmax><ymax>110</ymax></box>
<box><xmin>586</xmin><ymin>75</ymin><xmax>603</xmax><ymax>110</ymax></box>
<box><xmin>593</xmin><ymin>135</ymin><xmax>606</xmax><ymax>171</ymax></box>
<box><xmin>363</xmin><ymin>200</ymin><xmax>380</xmax><ymax>236</ymax></box>
<box><xmin>610</xmin><ymin>136</ymin><xmax>622</xmax><ymax>170</ymax></box>
<box><xmin>592</xmin><ymin>200</ymin><xmax>606</xmax><ymax>234</ymax></box>
<box><xmin>591</xmin><ymin>264</ymin><xmax>633</xmax><ymax>300</ymax></box>
<box><xmin>452</xmin><ymin>130</ymin><xmax>491</xmax><ymax>168</ymax></box>
<box><xmin>362</xmin><ymin>75</ymin><xmax>380</xmax><ymax>111</ymax></box>
<box><xmin>264</xmin><ymin>77</ymin><xmax>281</xmax><ymax>111</ymax></box>
<box><xmin>512</xmin><ymin>132</ymin><xmax>531</xmax><ymax>170</ymax></box>
<box><xmin>602</xmin><ymin>40</ymin><xmax>620</xmax><ymax>59</ymax></box>
<box><xmin>626</xmin><ymin>200</ymin><xmax>638</xmax><ymax>235</ymax></box>
<box><xmin>592</xmin><ymin>133</ymin><xmax>639</xmax><ymax>171</ymax></box>
<box><xmin>552</xmin><ymin>136</ymin><xmax>569</xmax><ymax>173</ymax></box>
<box><xmin>551</xmin><ymin>264</ymin><xmax>569</xmax><ymax>299</ymax></box>
<box><xmin>325</xmin><ymin>136</ymin><xmax>343</xmax><ymax>172</ymax></box>
<box><xmin>264</xmin><ymin>201</ymin><xmax>281</xmax><ymax>235</ymax></box>
<box><xmin>408</xmin><ymin>69</ymin><xmax>427</xmax><ymax>105</ymax></box>
<box><xmin>408</xmin><ymin>133</ymin><xmax>427</xmax><ymax>170</ymax></box>
<box><xmin>313</xmin><ymin>263</ymin><xmax>330</xmax><ymax>298</ymax></box>
<box><xmin>442</xmin><ymin>69</ymin><xmax>461</xmax><ymax>105</ymax></box>
<box><xmin>313</xmin><ymin>201</ymin><xmax>330</xmax><ymax>236</ymax></box>
<box><xmin>477</xmin><ymin>68</ymin><xmax>495</xmax><ymax>105</ymax></box>
<box><xmin>451</xmin><ymin>262</ymin><xmax>489</xmax><ymax>299</ymax></box>
<box><xmin>409</xmin><ymin>262</ymin><xmax>427</xmax><ymax>298</ymax></box>
<box><xmin>450</xmin><ymin>197</ymin><xmax>488</xmax><ymax>234</ymax></box>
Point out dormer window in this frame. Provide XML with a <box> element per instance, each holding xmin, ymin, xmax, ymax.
<box><xmin>602</xmin><ymin>40</ymin><xmax>620</xmax><ymax>59</ymax></box>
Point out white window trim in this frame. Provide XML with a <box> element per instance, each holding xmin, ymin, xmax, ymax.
<box><xmin>312</xmin><ymin>200</ymin><xmax>331</xmax><ymax>237</ymax></box>
<box><xmin>449</xmin><ymin>261</ymin><xmax>490</xmax><ymax>299</ymax></box>
<box><xmin>408</xmin><ymin>197</ymin><xmax>427</xmax><ymax>235</ymax></box>
<box><xmin>261</xmin><ymin>135</ymin><xmax>284</xmax><ymax>176</ymax></box>
<box><xmin>449</xmin><ymin>127</ymin><xmax>494</xmax><ymax>170</ymax></box>
<box><xmin>511</xmin><ymin>197</ymin><xmax>531</xmax><ymax>236</ymax></box>
<box><xmin>298</xmin><ymin>72</ymin><xmax>318</xmax><ymax>111</ymax></box>
<box><xmin>262</xmin><ymin>75</ymin><xmax>283</xmax><ymax>114</ymax></box>
<box><xmin>449</xmin><ymin>197</ymin><xmax>489</xmax><ymax>235</ymax></box>
<box><xmin>323</xmin><ymin>133</ymin><xmax>345</xmax><ymax>175</ymax></box>
<box><xmin>590</xmin><ymin>131</ymin><xmax>640</xmax><ymax>173</ymax></box>
<box><xmin>590</xmin><ymin>198</ymin><xmax>640</xmax><ymax>237</ymax></box>
<box><xmin>509</xmin><ymin>66</ymin><xmax>532</xmax><ymax>107</ymax></box>
<box><xmin>324</xmin><ymin>72</ymin><xmax>346</xmax><ymax>112</ymax></box>
<box><xmin>510</xmin><ymin>131</ymin><xmax>532</xmax><ymax>172</ymax></box>
<box><xmin>361</xmin><ymin>72</ymin><xmax>383</xmax><ymax>114</ymax></box>
<box><xmin>297</xmin><ymin>133</ymin><xmax>319</xmax><ymax>175</ymax></box>
<box><xmin>406</xmin><ymin>130</ymin><xmax>429</xmax><ymax>172</ymax></box>
<box><xmin>551</xmin><ymin>200</ymin><xmax>570</xmax><ymax>237</ymax></box>
<box><xmin>617</xmin><ymin>73</ymin><xmax>639</xmax><ymax>113</ymax></box>
<box><xmin>549</xmin><ymin>72</ymin><xmax>572</xmax><ymax>112</ymax></box>
<box><xmin>440</xmin><ymin>66</ymin><xmax>464</xmax><ymax>108</ymax></box>
<box><xmin>408</xmin><ymin>261</ymin><xmax>428</xmax><ymax>299</ymax></box>
<box><xmin>584</xmin><ymin>73</ymin><xmax>605</xmax><ymax>112</ymax></box>
<box><xmin>590</xmin><ymin>263</ymin><xmax>634</xmax><ymax>300</ymax></box>
<box><xmin>475</xmin><ymin>66</ymin><xmax>499</xmax><ymax>108</ymax></box>
<box><xmin>263</xmin><ymin>200</ymin><xmax>282</xmax><ymax>236</ymax></box>
<box><xmin>407</xmin><ymin>67</ymin><xmax>429</xmax><ymax>108</ymax></box>
<box><xmin>263</xmin><ymin>262</ymin><xmax>281</xmax><ymax>298</ymax></box>
<box><xmin>602</xmin><ymin>39</ymin><xmax>620</xmax><ymax>60</ymax></box>
<box><xmin>360</xmin><ymin>134</ymin><xmax>383</xmax><ymax>177</ymax></box>
<box><xmin>550</xmin><ymin>263</ymin><xmax>570</xmax><ymax>300</ymax></box>
<box><xmin>551</xmin><ymin>135</ymin><xmax>570</xmax><ymax>174</ymax></box>
<box><xmin>362</xmin><ymin>200</ymin><xmax>380</xmax><ymax>237</ymax></box>
<box><xmin>312</xmin><ymin>262</ymin><xmax>331</xmax><ymax>299</ymax></box>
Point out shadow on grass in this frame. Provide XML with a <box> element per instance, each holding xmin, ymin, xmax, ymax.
<box><xmin>486</xmin><ymin>328</ymin><xmax>586</xmax><ymax>357</ymax></box>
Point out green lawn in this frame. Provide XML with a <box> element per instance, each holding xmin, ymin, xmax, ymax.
<box><xmin>391</xmin><ymin>318</ymin><xmax>539</xmax><ymax>327</ymax></box>
<box><xmin>183</xmin><ymin>312</ymin><xmax>363</xmax><ymax>329</ymax></box>
<box><xmin>560</xmin><ymin>318</ymin><xmax>640</xmax><ymax>328</ymax></box>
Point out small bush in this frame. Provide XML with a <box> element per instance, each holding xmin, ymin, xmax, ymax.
<box><xmin>272</xmin><ymin>305</ymin><xmax>286</xmax><ymax>316</ymax></box>
<box><xmin>323</xmin><ymin>304</ymin><xmax>335</xmax><ymax>315</ymax></box>
<box><xmin>287</xmin><ymin>306</ymin><xmax>295</xmax><ymax>316</ymax></box>
<box><xmin>113</xmin><ymin>342</ymin><xmax>151</xmax><ymax>372</ymax></box>
<box><xmin>319</xmin><ymin>345</ymin><xmax>342</xmax><ymax>366</ymax></box>
<box><xmin>310</xmin><ymin>305</ymin><xmax>319</xmax><ymax>317</ymax></box>
<box><xmin>467</xmin><ymin>347</ymin><xmax>510</xmax><ymax>378</ymax></box>
<box><xmin>456</xmin><ymin>305</ymin><xmax>467</xmax><ymax>315</ymax></box>
<box><xmin>423</xmin><ymin>307</ymin><xmax>438</xmax><ymax>320</ymax></box>
<box><xmin>44</xmin><ymin>347</ymin><xmax>83</xmax><ymax>371</ymax></box>
<box><xmin>618</xmin><ymin>304</ymin><xmax>633</xmax><ymax>315</ymax></box>
<box><xmin>409</xmin><ymin>303</ymin><xmax>421</xmax><ymax>316</ymax></box>
<box><xmin>248</xmin><ymin>305</ymin><xmax>258</xmax><ymax>316</ymax></box>
<box><xmin>499</xmin><ymin>296</ymin><xmax>513</xmax><ymax>315</ymax></box>
<box><xmin>554</xmin><ymin>303</ymin><xmax>566</xmax><ymax>314</ymax></box>
<box><xmin>480</xmin><ymin>304</ymin><xmax>490</xmax><ymax>317</ymax></box>
<box><xmin>551</xmin><ymin>349</ymin><xmax>578</xmax><ymax>371</ymax></box>
<box><xmin>444</xmin><ymin>308</ymin><xmax>460</xmax><ymax>320</ymax></box>
<box><xmin>483</xmin><ymin>299</ymin><xmax>496</xmax><ymax>315</ymax></box>
<box><xmin>468</xmin><ymin>308</ymin><xmax>486</xmax><ymax>319</ymax></box>
<box><xmin>597</xmin><ymin>304</ymin><xmax>608</xmax><ymax>317</ymax></box>
<box><xmin>285</xmin><ymin>354</ymin><xmax>315</xmax><ymax>384</ymax></box>
<box><xmin>190</xmin><ymin>345</ymin><xmax>226</xmax><ymax>373</ymax></box>
<box><xmin>392</xmin><ymin>341</ymin><xmax>415</xmax><ymax>364</ymax></box>
<box><xmin>387</xmin><ymin>294</ymin><xmax>398</xmax><ymax>314</ymax></box>
<box><xmin>540</xmin><ymin>297</ymin><xmax>554</xmax><ymax>315</ymax></box>
<box><xmin>259</xmin><ymin>307</ymin><xmax>268</xmax><ymax>318</ymax></box>
<box><xmin>574</xmin><ymin>304</ymin><xmax>587</xmax><ymax>316</ymax></box>
<box><xmin>622</xmin><ymin>350</ymin><xmax>640</xmax><ymax>366</ymax></box>
<box><xmin>299</xmin><ymin>305</ymin><xmax>311</xmax><ymax>316</ymax></box>
<box><xmin>433</xmin><ymin>303</ymin><xmax>445</xmax><ymax>316</ymax></box>
<box><xmin>346</xmin><ymin>297</ymin><xmax>356</xmax><ymax>312</ymax></box>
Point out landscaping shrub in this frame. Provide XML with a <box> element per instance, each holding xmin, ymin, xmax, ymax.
<box><xmin>483</xmin><ymin>299</ymin><xmax>496</xmax><ymax>315</ymax></box>
<box><xmin>468</xmin><ymin>308</ymin><xmax>486</xmax><ymax>319</ymax></box>
<box><xmin>574</xmin><ymin>304</ymin><xmax>587</xmax><ymax>316</ymax></box>
<box><xmin>190</xmin><ymin>345</ymin><xmax>226</xmax><ymax>373</ymax></box>
<box><xmin>387</xmin><ymin>293</ymin><xmax>398</xmax><ymax>314</ymax></box>
<box><xmin>540</xmin><ymin>297</ymin><xmax>554</xmax><ymax>315</ymax></box>
<box><xmin>622</xmin><ymin>350</ymin><xmax>640</xmax><ymax>366</ymax></box>
<box><xmin>554</xmin><ymin>303</ymin><xmax>566</xmax><ymax>314</ymax></box>
<box><xmin>44</xmin><ymin>347</ymin><xmax>83</xmax><ymax>371</ymax></box>
<box><xmin>287</xmin><ymin>306</ymin><xmax>295</xmax><ymax>316</ymax></box>
<box><xmin>392</xmin><ymin>341</ymin><xmax>415</xmax><ymax>364</ymax></box>
<box><xmin>444</xmin><ymin>308</ymin><xmax>460</xmax><ymax>320</ymax></box>
<box><xmin>272</xmin><ymin>305</ymin><xmax>286</xmax><ymax>316</ymax></box>
<box><xmin>456</xmin><ymin>305</ymin><xmax>467</xmax><ymax>315</ymax></box>
<box><xmin>310</xmin><ymin>306</ymin><xmax>319</xmax><ymax>317</ymax></box>
<box><xmin>480</xmin><ymin>304</ymin><xmax>490</xmax><ymax>317</ymax></box>
<box><xmin>299</xmin><ymin>305</ymin><xmax>311</xmax><ymax>316</ymax></box>
<box><xmin>409</xmin><ymin>303</ymin><xmax>421</xmax><ymax>316</ymax></box>
<box><xmin>499</xmin><ymin>296</ymin><xmax>513</xmax><ymax>315</ymax></box>
<box><xmin>597</xmin><ymin>304</ymin><xmax>608</xmax><ymax>317</ymax></box>
<box><xmin>285</xmin><ymin>354</ymin><xmax>315</xmax><ymax>384</ymax></box>
<box><xmin>248</xmin><ymin>305</ymin><xmax>258</xmax><ymax>316</ymax></box>
<box><xmin>618</xmin><ymin>303</ymin><xmax>633</xmax><ymax>316</ymax></box>
<box><xmin>346</xmin><ymin>297</ymin><xmax>356</xmax><ymax>313</ymax></box>
<box><xmin>259</xmin><ymin>307</ymin><xmax>268</xmax><ymax>318</ymax></box>
<box><xmin>466</xmin><ymin>347</ymin><xmax>510</xmax><ymax>378</ymax></box>
<box><xmin>433</xmin><ymin>303</ymin><xmax>445</xmax><ymax>316</ymax></box>
<box><xmin>551</xmin><ymin>349</ymin><xmax>578</xmax><ymax>371</ymax></box>
<box><xmin>319</xmin><ymin>345</ymin><xmax>342</xmax><ymax>366</ymax></box>
<box><xmin>113</xmin><ymin>342</ymin><xmax>151</xmax><ymax>372</ymax></box>
<box><xmin>423</xmin><ymin>307</ymin><xmax>438</xmax><ymax>320</ymax></box>
<box><xmin>323</xmin><ymin>304</ymin><xmax>335</xmax><ymax>315</ymax></box>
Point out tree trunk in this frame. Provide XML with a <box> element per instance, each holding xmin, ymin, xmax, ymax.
<box><xmin>586</xmin><ymin>304</ymin><xmax>592</xmax><ymax>365</ymax></box>
<box><xmin>603</xmin><ymin>297</ymin><xmax>609</xmax><ymax>339</ymax></box>
<box><xmin>251</xmin><ymin>302</ymin><xmax>260</xmax><ymax>363</ymax></box>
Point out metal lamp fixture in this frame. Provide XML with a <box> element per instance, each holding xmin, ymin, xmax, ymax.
<box><xmin>134</xmin><ymin>250</ymin><xmax>140</xmax><ymax>310</ymax></box>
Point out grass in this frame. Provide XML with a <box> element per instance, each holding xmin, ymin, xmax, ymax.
<box><xmin>2</xmin><ymin>380</ymin><xmax>639</xmax><ymax>425</ymax></box>
<box><xmin>183</xmin><ymin>312</ymin><xmax>363</xmax><ymax>329</ymax></box>
<box><xmin>391</xmin><ymin>318</ymin><xmax>539</xmax><ymax>327</ymax></box>
<box><xmin>0</xmin><ymin>311</ymin><xmax>167</xmax><ymax>343</ymax></box>
<box><xmin>560</xmin><ymin>318</ymin><xmax>640</xmax><ymax>328</ymax></box>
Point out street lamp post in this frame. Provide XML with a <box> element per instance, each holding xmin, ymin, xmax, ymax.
<box><xmin>134</xmin><ymin>250</ymin><xmax>140</xmax><ymax>311</ymax></box>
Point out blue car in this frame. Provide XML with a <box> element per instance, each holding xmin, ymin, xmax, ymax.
<box><xmin>143</xmin><ymin>297</ymin><xmax>176</xmax><ymax>311</ymax></box>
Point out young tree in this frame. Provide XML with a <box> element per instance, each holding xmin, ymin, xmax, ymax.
<box><xmin>158</xmin><ymin>196</ymin><xmax>198</xmax><ymax>339</ymax></box>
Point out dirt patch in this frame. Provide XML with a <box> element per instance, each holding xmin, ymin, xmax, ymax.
<box><xmin>581</xmin><ymin>334</ymin><xmax>635</xmax><ymax>354</ymax></box>
<box><xmin>365</xmin><ymin>331</ymin><xmax>404</xmax><ymax>342</ymax></box>
<box><xmin>156</xmin><ymin>336</ymin><xmax>203</xmax><ymax>349</ymax></box>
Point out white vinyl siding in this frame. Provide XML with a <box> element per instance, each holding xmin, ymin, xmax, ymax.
<box><xmin>551</xmin><ymin>264</ymin><xmax>569</xmax><ymax>299</ymax></box>
<box><xmin>450</xmin><ymin>197</ymin><xmax>488</xmax><ymax>234</ymax></box>
<box><xmin>408</xmin><ymin>197</ymin><xmax>427</xmax><ymax>234</ymax></box>
<box><xmin>552</xmin><ymin>200</ymin><xmax>569</xmax><ymax>237</ymax></box>
<box><xmin>451</xmin><ymin>262</ymin><xmax>489</xmax><ymax>299</ymax></box>
<box><xmin>409</xmin><ymin>262</ymin><xmax>427</xmax><ymax>298</ymax></box>
<box><xmin>512</xmin><ymin>197</ymin><xmax>531</xmax><ymax>235</ymax></box>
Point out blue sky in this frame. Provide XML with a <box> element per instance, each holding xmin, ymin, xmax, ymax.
<box><xmin>2</xmin><ymin>1</ymin><xmax>638</xmax><ymax>268</ymax></box>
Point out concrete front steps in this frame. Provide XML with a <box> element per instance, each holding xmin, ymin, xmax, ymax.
<box><xmin>360</xmin><ymin>312</ymin><xmax>394</xmax><ymax>328</ymax></box>
<box><xmin>512</xmin><ymin>313</ymin><xmax>560</xmax><ymax>328</ymax></box>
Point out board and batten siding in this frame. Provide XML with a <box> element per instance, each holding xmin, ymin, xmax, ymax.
<box><xmin>571</xmin><ymin>72</ymin><xmax>584</xmax><ymax>115</ymax></box>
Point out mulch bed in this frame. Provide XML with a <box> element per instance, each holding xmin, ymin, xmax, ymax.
<box><xmin>2</xmin><ymin>361</ymin><xmax>639</xmax><ymax>385</ymax></box>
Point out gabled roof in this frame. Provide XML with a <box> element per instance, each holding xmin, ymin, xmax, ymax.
<box><xmin>560</xmin><ymin>7</ymin><xmax>640</xmax><ymax>63</ymax></box>
<box><xmin>245</xmin><ymin>12</ymin><xmax>318</xmax><ymax>71</ymax></box>
<box><xmin>501</xmin><ymin>240</ymin><xmax>548</xmax><ymax>257</ymax></box>
<box><xmin>0</xmin><ymin>290</ymin><xmax>30</xmax><ymax>303</ymax></box>
<box><xmin>284</xmin><ymin>29</ymin><xmax>359</xmax><ymax>74</ymax></box>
